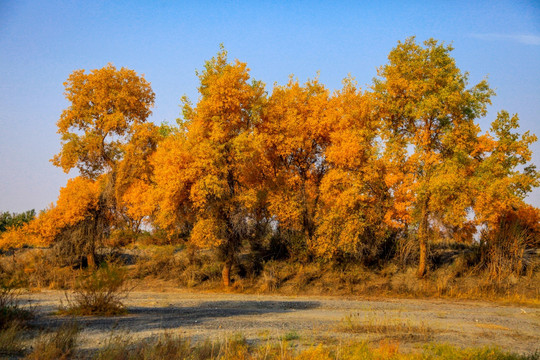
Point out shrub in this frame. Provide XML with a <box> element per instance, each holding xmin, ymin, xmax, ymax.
<box><xmin>25</xmin><ymin>322</ymin><xmax>79</xmax><ymax>360</ymax></box>
<box><xmin>481</xmin><ymin>218</ymin><xmax>535</xmax><ymax>283</ymax></box>
<box><xmin>60</xmin><ymin>262</ymin><xmax>130</xmax><ymax>316</ymax></box>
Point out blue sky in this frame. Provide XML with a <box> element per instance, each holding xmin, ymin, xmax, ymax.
<box><xmin>1</xmin><ymin>0</ymin><xmax>539</xmax><ymax>212</ymax></box>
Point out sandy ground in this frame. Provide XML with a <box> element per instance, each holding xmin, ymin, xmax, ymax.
<box><xmin>19</xmin><ymin>289</ymin><xmax>540</xmax><ymax>354</ymax></box>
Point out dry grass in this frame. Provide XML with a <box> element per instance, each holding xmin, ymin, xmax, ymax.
<box><xmin>0</xmin><ymin>248</ymin><xmax>79</xmax><ymax>289</ymax></box>
<box><xmin>0</xmin><ymin>321</ymin><xmax>26</xmax><ymax>357</ymax></box>
<box><xmin>0</xmin><ymin>272</ymin><xmax>33</xmax><ymax>357</ymax></box>
<box><xmin>22</xmin><ymin>331</ymin><xmax>540</xmax><ymax>359</ymax></box>
<box><xmin>25</xmin><ymin>322</ymin><xmax>80</xmax><ymax>360</ymax></box>
<box><xmin>338</xmin><ymin>312</ymin><xmax>434</xmax><ymax>342</ymax></box>
<box><xmin>0</xmin><ymin>287</ymin><xmax>33</xmax><ymax>326</ymax></box>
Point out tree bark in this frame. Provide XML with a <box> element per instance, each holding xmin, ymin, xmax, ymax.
<box><xmin>87</xmin><ymin>250</ymin><xmax>96</xmax><ymax>269</ymax></box>
<box><xmin>417</xmin><ymin>196</ymin><xmax>429</xmax><ymax>278</ymax></box>
<box><xmin>222</xmin><ymin>260</ymin><xmax>232</xmax><ymax>287</ymax></box>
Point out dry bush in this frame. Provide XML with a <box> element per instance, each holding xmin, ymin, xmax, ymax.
<box><xmin>25</xmin><ymin>322</ymin><xmax>79</xmax><ymax>360</ymax></box>
<box><xmin>256</xmin><ymin>260</ymin><xmax>298</xmax><ymax>293</ymax></box>
<box><xmin>332</xmin><ymin>263</ymin><xmax>371</xmax><ymax>293</ymax></box>
<box><xmin>395</xmin><ymin>235</ymin><xmax>419</xmax><ymax>268</ymax></box>
<box><xmin>481</xmin><ymin>221</ymin><xmax>535</xmax><ymax>284</ymax></box>
<box><xmin>60</xmin><ymin>262</ymin><xmax>130</xmax><ymax>316</ymax></box>
<box><xmin>126</xmin><ymin>244</ymin><xmax>539</xmax><ymax>302</ymax></box>
<box><xmin>104</xmin><ymin>229</ymin><xmax>139</xmax><ymax>248</ymax></box>
<box><xmin>258</xmin><ymin>261</ymin><xmax>281</xmax><ymax>292</ymax></box>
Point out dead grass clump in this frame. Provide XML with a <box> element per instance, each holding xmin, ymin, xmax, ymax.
<box><xmin>25</xmin><ymin>322</ymin><xmax>79</xmax><ymax>360</ymax></box>
<box><xmin>0</xmin><ymin>321</ymin><xmax>26</xmax><ymax>357</ymax></box>
<box><xmin>289</xmin><ymin>263</ymin><xmax>322</xmax><ymax>292</ymax></box>
<box><xmin>133</xmin><ymin>246</ymin><xmax>185</xmax><ymax>280</ymax></box>
<box><xmin>95</xmin><ymin>333</ymin><xmax>192</xmax><ymax>360</ymax></box>
<box><xmin>94</xmin><ymin>333</ymin><xmax>249</xmax><ymax>360</ymax></box>
<box><xmin>178</xmin><ymin>256</ymin><xmax>222</xmax><ymax>289</ymax></box>
<box><xmin>0</xmin><ymin>288</ymin><xmax>33</xmax><ymax>327</ymax></box>
<box><xmin>86</xmin><ymin>332</ymin><xmax>538</xmax><ymax>359</ymax></box>
<box><xmin>60</xmin><ymin>262</ymin><xmax>130</xmax><ymax>316</ymax></box>
<box><xmin>257</xmin><ymin>260</ymin><xmax>298</xmax><ymax>293</ymax></box>
<box><xmin>338</xmin><ymin>312</ymin><xmax>434</xmax><ymax>342</ymax></box>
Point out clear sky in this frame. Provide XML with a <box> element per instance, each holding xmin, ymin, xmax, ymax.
<box><xmin>1</xmin><ymin>0</ymin><xmax>539</xmax><ymax>213</ymax></box>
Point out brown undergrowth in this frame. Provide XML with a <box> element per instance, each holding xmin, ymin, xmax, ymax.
<box><xmin>1</xmin><ymin>245</ymin><xmax>539</xmax><ymax>305</ymax></box>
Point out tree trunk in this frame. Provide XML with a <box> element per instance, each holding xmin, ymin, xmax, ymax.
<box><xmin>87</xmin><ymin>250</ymin><xmax>96</xmax><ymax>269</ymax></box>
<box><xmin>222</xmin><ymin>260</ymin><xmax>232</xmax><ymax>287</ymax></box>
<box><xmin>417</xmin><ymin>197</ymin><xmax>429</xmax><ymax>278</ymax></box>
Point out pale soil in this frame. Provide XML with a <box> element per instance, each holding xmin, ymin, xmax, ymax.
<box><xmin>19</xmin><ymin>288</ymin><xmax>540</xmax><ymax>354</ymax></box>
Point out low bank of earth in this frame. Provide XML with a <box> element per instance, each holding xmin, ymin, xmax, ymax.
<box><xmin>21</xmin><ymin>289</ymin><xmax>539</xmax><ymax>354</ymax></box>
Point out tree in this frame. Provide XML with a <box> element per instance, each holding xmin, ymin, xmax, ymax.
<box><xmin>0</xmin><ymin>210</ymin><xmax>35</xmax><ymax>234</ymax></box>
<box><xmin>154</xmin><ymin>47</ymin><xmax>266</xmax><ymax>286</ymax></box>
<box><xmin>373</xmin><ymin>37</ymin><xmax>494</xmax><ymax>277</ymax></box>
<box><xmin>314</xmin><ymin>79</ymin><xmax>393</xmax><ymax>261</ymax></box>
<box><xmin>258</xmin><ymin>77</ymin><xmax>330</xmax><ymax>255</ymax></box>
<box><xmin>49</xmin><ymin>64</ymin><xmax>155</xmax><ymax>266</ymax></box>
<box><xmin>0</xmin><ymin>210</ymin><xmax>37</xmax><ymax>250</ymax></box>
<box><xmin>114</xmin><ymin>122</ymin><xmax>161</xmax><ymax>231</ymax></box>
<box><xmin>0</xmin><ymin>177</ymin><xmax>105</xmax><ymax>266</ymax></box>
<box><xmin>52</xmin><ymin>64</ymin><xmax>155</xmax><ymax>178</ymax></box>
<box><xmin>474</xmin><ymin>111</ymin><xmax>538</xmax><ymax>228</ymax></box>
<box><xmin>40</xmin><ymin>176</ymin><xmax>106</xmax><ymax>267</ymax></box>
<box><xmin>150</xmin><ymin>131</ymin><xmax>196</xmax><ymax>238</ymax></box>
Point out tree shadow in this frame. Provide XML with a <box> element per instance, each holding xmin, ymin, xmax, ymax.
<box><xmin>30</xmin><ymin>299</ymin><xmax>321</xmax><ymax>333</ymax></box>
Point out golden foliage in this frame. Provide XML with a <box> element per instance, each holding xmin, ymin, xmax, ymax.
<box><xmin>314</xmin><ymin>80</ymin><xmax>390</xmax><ymax>258</ymax></box>
<box><xmin>374</xmin><ymin>37</ymin><xmax>496</xmax><ymax>276</ymax></box>
<box><xmin>0</xmin><ymin>177</ymin><xmax>102</xmax><ymax>249</ymax></box>
<box><xmin>52</xmin><ymin>63</ymin><xmax>155</xmax><ymax>178</ymax></box>
<box><xmin>6</xmin><ymin>41</ymin><xmax>538</xmax><ymax>285</ymax></box>
<box><xmin>152</xmin><ymin>46</ymin><xmax>266</xmax><ymax>273</ymax></box>
<box><xmin>259</xmin><ymin>76</ymin><xmax>330</xmax><ymax>238</ymax></box>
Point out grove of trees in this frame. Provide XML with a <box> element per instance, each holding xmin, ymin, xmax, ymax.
<box><xmin>1</xmin><ymin>38</ymin><xmax>539</xmax><ymax>285</ymax></box>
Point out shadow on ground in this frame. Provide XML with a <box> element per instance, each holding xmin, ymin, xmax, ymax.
<box><xmin>29</xmin><ymin>300</ymin><xmax>321</xmax><ymax>333</ymax></box>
